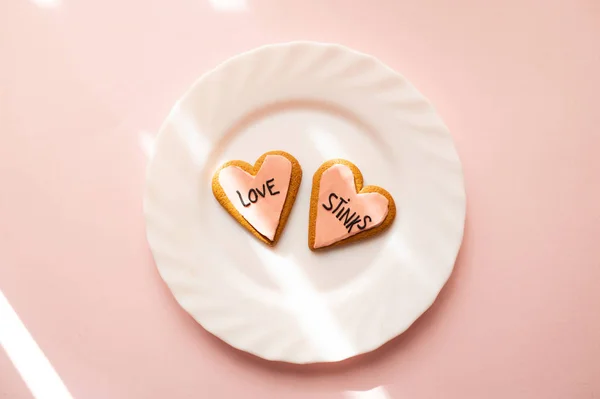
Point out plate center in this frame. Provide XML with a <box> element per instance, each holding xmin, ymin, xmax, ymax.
<box><xmin>204</xmin><ymin>102</ymin><xmax>396</xmax><ymax>293</ymax></box>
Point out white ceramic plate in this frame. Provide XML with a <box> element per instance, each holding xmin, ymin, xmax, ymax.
<box><xmin>144</xmin><ymin>42</ymin><xmax>465</xmax><ymax>364</ymax></box>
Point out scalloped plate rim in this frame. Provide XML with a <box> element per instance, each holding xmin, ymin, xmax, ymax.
<box><xmin>144</xmin><ymin>41</ymin><xmax>466</xmax><ymax>364</ymax></box>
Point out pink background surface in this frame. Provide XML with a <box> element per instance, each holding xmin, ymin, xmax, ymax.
<box><xmin>1</xmin><ymin>0</ymin><xmax>599</xmax><ymax>398</ymax></box>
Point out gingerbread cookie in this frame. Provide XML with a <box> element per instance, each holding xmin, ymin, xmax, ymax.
<box><xmin>212</xmin><ymin>151</ymin><xmax>302</xmax><ymax>246</ymax></box>
<box><xmin>308</xmin><ymin>159</ymin><xmax>396</xmax><ymax>250</ymax></box>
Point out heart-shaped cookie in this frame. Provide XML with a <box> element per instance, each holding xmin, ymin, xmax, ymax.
<box><xmin>212</xmin><ymin>151</ymin><xmax>302</xmax><ymax>246</ymax></box>
<box><xmin>309</xmin><ymin>159</ymin><xmax>396</xmax><ymax>250</ymax></box>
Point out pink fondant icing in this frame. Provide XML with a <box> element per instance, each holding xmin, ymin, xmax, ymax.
<box><xmin>218</xmin><ymin>155</ymin><xmax>292</xmax><ymax>241</ymax></box>
<box><xmin>314</xmin><ymin>164</ymin><xmax>389</xmax><ymax>249</ymax></box>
